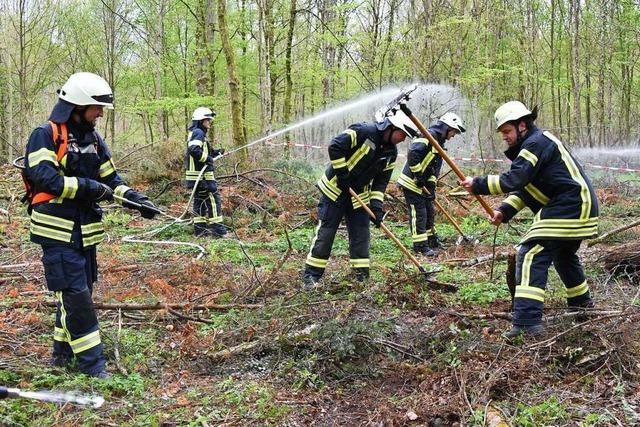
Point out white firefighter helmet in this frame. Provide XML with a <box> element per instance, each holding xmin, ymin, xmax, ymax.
<box><xmin>388</xmin><ymin>110</ymin><xmax>418</xmax><ymax>138</ymax></box>
<box><xmin>58</xmin><ymin>72</ymin><xmax>114</xmax><ymax>108</ymax></box>
<box><xmin>192</xmin><ymin>107</ymin><xmax>216</xmax><ymax>121</ymax></box>
<box><xmin>494</xmin><ymin>101</ymin><xmax>532</xmax><ymax>130</ymax></box>
<box><xmin>439</xmin><ymin>112</ymin><xmax>466</xmax><ymax>133</ymax></box>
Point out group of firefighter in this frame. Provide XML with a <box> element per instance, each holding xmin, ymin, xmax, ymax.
<box><xmin>22</xmin><ymin>72</ymin><xmax>597</xmax><ymax>378</ymax></box>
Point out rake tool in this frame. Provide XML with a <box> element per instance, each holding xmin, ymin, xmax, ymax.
<box><xmin>348</xmin><ymin>188</ymin><xmax>455</xmax><ymax>291</ymax></box>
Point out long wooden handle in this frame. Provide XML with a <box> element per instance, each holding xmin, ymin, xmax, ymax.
<box><xmin>407</xmin><ymin>113</ymin><xmax>495</xmax><ymax>217</ymax></box>
<box><xmin>423</xmin><ymin>186</ymin><xmax>465</xmax><ymax>237</ymax></box>
<box><xmin>348</xmin><ymin>188</ymin><xmax>424</xmax><ymax>271</ymax></box>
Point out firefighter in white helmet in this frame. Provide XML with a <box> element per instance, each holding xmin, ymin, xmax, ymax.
<box><xmin>23</xmin><ymin>72</ymin><xmax>158</xmax><ymax>378</ymax></box>
<box><xmin>397</xmin><ymin>112</ymin><xmax>466</xmax><ymax>256</ymax></box>
<box><xmin>302</xmin><ymin>110</ymin><xmax>418</xmax><ymax>290</ymax></box>
<box><xmin>461</xmin><ymin>101</ymin><xmax>598</xmax><ymax>338</ymax></box>
<box><xmin>185</xmin><ymin>107</ymin><xmax>227</xmax><ymax>237</ymax></box>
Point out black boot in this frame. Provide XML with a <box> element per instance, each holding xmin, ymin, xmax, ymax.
<box><xmin>413</xmin><ymin>243</ymin><xmax>436</xmax><ymax>257</ymax></box>
<box><xmin>208</xmin><ymin>223</ymin><xmax>228</xmax><ymax>238</ymax></box>
<box><xmin>568</xmin><ymin>299</ymin><xmax>595</xmax><ymax>322</ymax></box>
<box><xmin>427</xmin><ymin>235</ymin><xmax>445</xmax><ymax>250</ymax></box>
<box><xmin>503</xmin><ymin>324</ymin><xmax>544</xmax><ymax>339</ymax></box>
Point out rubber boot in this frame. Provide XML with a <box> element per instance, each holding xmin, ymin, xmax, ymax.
<box><xmin>502</xmin><ymin>324</ymin><xmax>544</xmax><ymax>339</ymax></box>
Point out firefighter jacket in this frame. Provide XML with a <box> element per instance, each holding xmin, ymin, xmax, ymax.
<box><xmin>25</xmin><ymin>113</ymin><xmax>149</xmax><ymax>249</ymax></box>
<box><xmin>317</xmin><ymin>122</ymin><xmax>397</xmax><ymax>210</ymax></box>
<box><xmin>397</xmin><ymin>123</ymin><xmax>447</xmax><ymax>194</ymax></box>
<box><xmin>472</xmin><ymin>126</ymin><xmax>599</xmax><ymax>244</ymax></box>
<box><xmin>185</xmin><ymin>121</ymin><xmax>221</xmax><ymax>188</ymax></box>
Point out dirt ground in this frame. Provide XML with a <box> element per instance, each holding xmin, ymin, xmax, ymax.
<box><xmin>1</xmin><ymin>163</ymin><xmax>640</xmax><ymax>426</ymax></box>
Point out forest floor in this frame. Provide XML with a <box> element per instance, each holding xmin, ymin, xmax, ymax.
<box><xmin>1</xmin><ymin>160</ymin><xmax>639</xmax><ymax>426</ymax></box>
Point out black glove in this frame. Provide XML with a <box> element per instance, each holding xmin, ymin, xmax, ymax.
<box><xmin>424</xmin><ymin>181</ymin><xmax>436</xmax><ymax>199</ymax></box>
<box><xmin>415</xmin><ymin>175</ymin><xmax>427</xmax><ymax>188</ymax></box>
<box><xmin>87</xmin><ymin>180</ymin><xmax>113</xmax><ymax>202</ymax></box>
<box><xmin>336</xmin><ymin>173</ymin><xmax>351</xmax><ymax>191</ymax></box>
<box><xmin>370</xmin><ymin>206</ymin><xmax>387</xmax><ymax>228</ymax></box>
<box><xmin>205</xmin><ymin>156</ymin><xmax>215</xmax><ymax>167</ymax></box>
<box><xmin>137</xmin><ymin>199</ymin><xmax>158</xmax><ymax>219</ymax></box>
<box><xmin>213</xmin><ymin>148</ymin><xmax>225</xmax><ymax>156</ymax></box>
<box><xmin>399</xmin><ymin>102</ymin><xmax>412</xmax><ymax>116</ymax></box>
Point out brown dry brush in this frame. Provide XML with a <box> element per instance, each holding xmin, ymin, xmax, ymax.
<box><xmin>599</xmin><ymin>241</ymin><xmax>640</xmax><ymax>282</ymax></box>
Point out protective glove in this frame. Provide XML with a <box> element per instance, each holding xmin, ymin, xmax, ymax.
<box><xmin>369</xmin><ymin>206</ymin><xmax>387</xmax><ymax>228</ymax></box>
<box><xmin>415</xmin><ymin>175</ymin><xmax>427</xmax><ymax>188</ymax></box>
<box><xmin>213</xmin><ymin>148</ymin><xmax>225</xmax><ymax>156</ymax></box>
<box><xmin>425</xmin><ymin>180</ymin><xmax>436</xmax><ymax>194</ymax></box>
<box><xmin>136</xmin><ymin>198</ymin><xmax>158</xmax><ymax>219</ymax></box>
<box><xmin>86</xmin><ymin>180</ymin><xmax>113</xmax><ymax>202</ymax></box>
<box><xmin>205</xmin><ymin>156</ymin><xmax>215</xmax><ymax>167</ymax></box>
<box><xmin>335</xmin><ymin>173</ymin><xmax>351</xmax><ymax>191</ymax></box>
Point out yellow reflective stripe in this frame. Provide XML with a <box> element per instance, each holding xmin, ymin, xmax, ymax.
<box><xmin>70</xmin><ymin>330</ymin><xmax>101</xmax><ymax>354</ymax></box>
<box><xmin>61</xmin><ymin>177</ymin><xmax>79</xmax><ymax>199</ymax></box>
<box><xmin>384</xmin><ymin>162</ymin><xmax>395</xmax><ymax>171</ymax></box>
<box><xmin>524</xmin><ymin>183</ymin><xmax>550</xmax><ymax>205</ymax></box>
<box><xmin>350</xmin><ymin>258</ymin><xmax>370</xmax><ymax>268</ymax></box>
<box><xmin>346</xmin><ymin>144</ymin><xmax>371</xmax><ymax>170</ymax></box>
<box><xmin>200</xmin><ymin>145</ymin><xmax>209</xmax><ymax>163</ymax></box>
<box><xmin>529</xmin><ymin>217</ymin><xmax>598</xmax><ymax>229</ymax></box>
<box><xmin>30</xmin><ymin>224</ymin><xmax>72</xmax><ymax>242</ymax></box>
<box><xmin>54</xmin><ymin>327</ymin><xmax>68</xmax><ymax>342</ymax></box>
<box><xmin>351</xmin><ymin>191</ymin><xmax>370</xmax><ymax>209</ymax></box>
<box><xmin>305</xmin><ymin>220</ymin><xmax>326</xmax><ymax>267</ymax></box>
<box><xmin>427</xmin><ymin>176</ymin><xmax>437</xmax><ymax>183</ymax></box>
<box><xmin>208</xmin><ymin>216</ymin><xmax>223</xmax><ymax>224</ymax></box>
<box><xmin>99</xmin><ymin>160</ymin><xmax>116</xmax><ymax>177</ymax></box>
<box><xmin>331</xmin><ymin>157</ymin><xmax>347</xmax><ymax>169</ymax></box>
<box><xmin>566</xmin><ymin>281</ymin><xmax>589</xmax><ymax>298</ymax></box>
<box><xmin>504</xmin><ymin>195</ymin><xmax>525</xmax><ymax>211</ymax></box>
<box><xmin>518</xmin><ymin>149</ymin><xmax>538</xmax><ymax>167</ymax></box>
<box><xmin>81</xmin><ymin>222</ymin><xmax>104</xmax><ymax>234</ymax></box>
<box><xmin>521</xmin><ymin>244</ymin><xmax>544</xmax><ymax>287</ymax></box>
<box><xmin>193</xmin><ymin>217</ymin><xmax>207</xmax><ymax>224</ymax></box>
<box><xmin>411</xmin><ymin>202</ymin><xmax>428</xmax><ymax>242</ymax></box>
<box><xmin>416</xmin><ymin>152</ymin><xmax>436</xmax><ymax>174</ymax></box>
<box><xmin>487</xmin><ymin>175</ymin><xmax>502</xmax><ymax>195</ymax></box>
<box><xmin>31</xmin><ymin>210</ymin><xmax>74</xmax><ymax>230</ymax></box>
<box><xmin>56</xmin><ymin>292</ymin><xmax>71</xmax><ymax>342</ymax></box>
<box><xmin>514</xmin><ymin>286</ymin><xmax>545</xmax><ymax>302</ymax></box>
<box><xmin>370</xmin><ymin>191</ymin><xmax>384</xmax><ymax>202</ymax></box>
<box><xmin>523</xmin><ymin>226</ymin><xmax>598</xmax><ymax>241</ymax></box>
<box><xmin>188</xmin><ymin>139</ymin><xmax>203</xmax><ymax>147</ymax></box>
<box><xmin>28</xmin><ymin>147</ymin><xmax>58</xmax><ymax>167</ymax></box>
<box><xmin>83</xmin><ymin>233</ymin><xmax>105</xmax><ymax>247</ymax></box>
<box><xmin>114</xmin><ymin>185</ymin><xmax>131</xmax><ymax>201</ymax></box>
<box><xmin>544</xmin><ymin>131</ymin><xmax>592</xmax><ymax>220</ymax></box>
<box><xmin>397</xmin><ymin>174</ymin><xmax>422</xmax><ymax>194</ymax></box>
<box><xmin>344</xmin><ymin>129</ymin><xmax>357</xmax><ymax>148</ymax></box>
<box><xmin>306</xmin><ymin>256</ymin><xmax>328</xmax><ymax>268</ymax></box>
<box><xmin>318</xmin><ymin>175</ymin><xmax>341</xmax><ymax>201</ymax></box>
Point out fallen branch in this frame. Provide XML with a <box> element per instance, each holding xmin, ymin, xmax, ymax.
<box><xmin>8</xmin><ymin>301</ymin><xmax>262</xmax><ymax>311</ymax></box>
<box><xmin>588</xmin><ymin>218</ymin><xmax>640</xmax><ymax>247</ymax></box>
<box><xmin>208</xmin><ymin>323</ymin><xmax>319</xmax><ymax>363</ymax></box>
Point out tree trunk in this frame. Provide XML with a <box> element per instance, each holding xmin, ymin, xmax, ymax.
<box><xmin>217</xmin><ymin>0</ymin><xmax>247</xmax><ymax>158</ymax></box>
<box><xmin>283</xmin><ymin>0</ymin><xmax>297</xmax><ymax>158</ymax></box>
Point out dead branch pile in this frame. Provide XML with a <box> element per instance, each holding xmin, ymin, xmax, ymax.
<box><xmin>599</xmin><ymin>241</ymin><xmax>640</xmax><ymax>278</ymax></box>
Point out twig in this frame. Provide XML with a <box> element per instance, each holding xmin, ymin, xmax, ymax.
<box><xmin>588</xmin><ymin>218</ymin><xmax>640</xmax><ymax>247</ymax></box>
<box><xmin>8</xmin><ymin>301</ymin><xmax>262</xmax><ymax>311</ymax></box>
<box><xmin>489</xmin><ymin>225</ymin><xmax>500</xmax><ymax>280</ymax></box>
<box><xmin>113</xmin><ymin>309</ymin><xmax>128</xmax><ymax>375</ymax></box>
<box><xmin>207</xmin><ymin>323</ymin><xmax>319</xmax><ymax>363</ymax></box>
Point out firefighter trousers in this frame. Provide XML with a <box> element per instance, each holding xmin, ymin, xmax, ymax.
<box><xmin>402</xmin><ymin>188</ymin><xmax>436</xmax><ymax>250</ymax></box>
<box><xmin>513</xmin><ymin>239</ymin><xmax>593</xmax><ymax>326</ymax></box>
<box><xmin>41</xmin><ymin>244</ymin><xmax>104</xmax><ymax>375</ymax></box>
<box><xmin>304</xmin><ymin>194</ymin><xmax>370</xmax><ymax>280</ymax></box>
<box><xmin>193</xmin><ymin>181</ymin><xmax>226</xmax><ymax>236</ymax></box>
